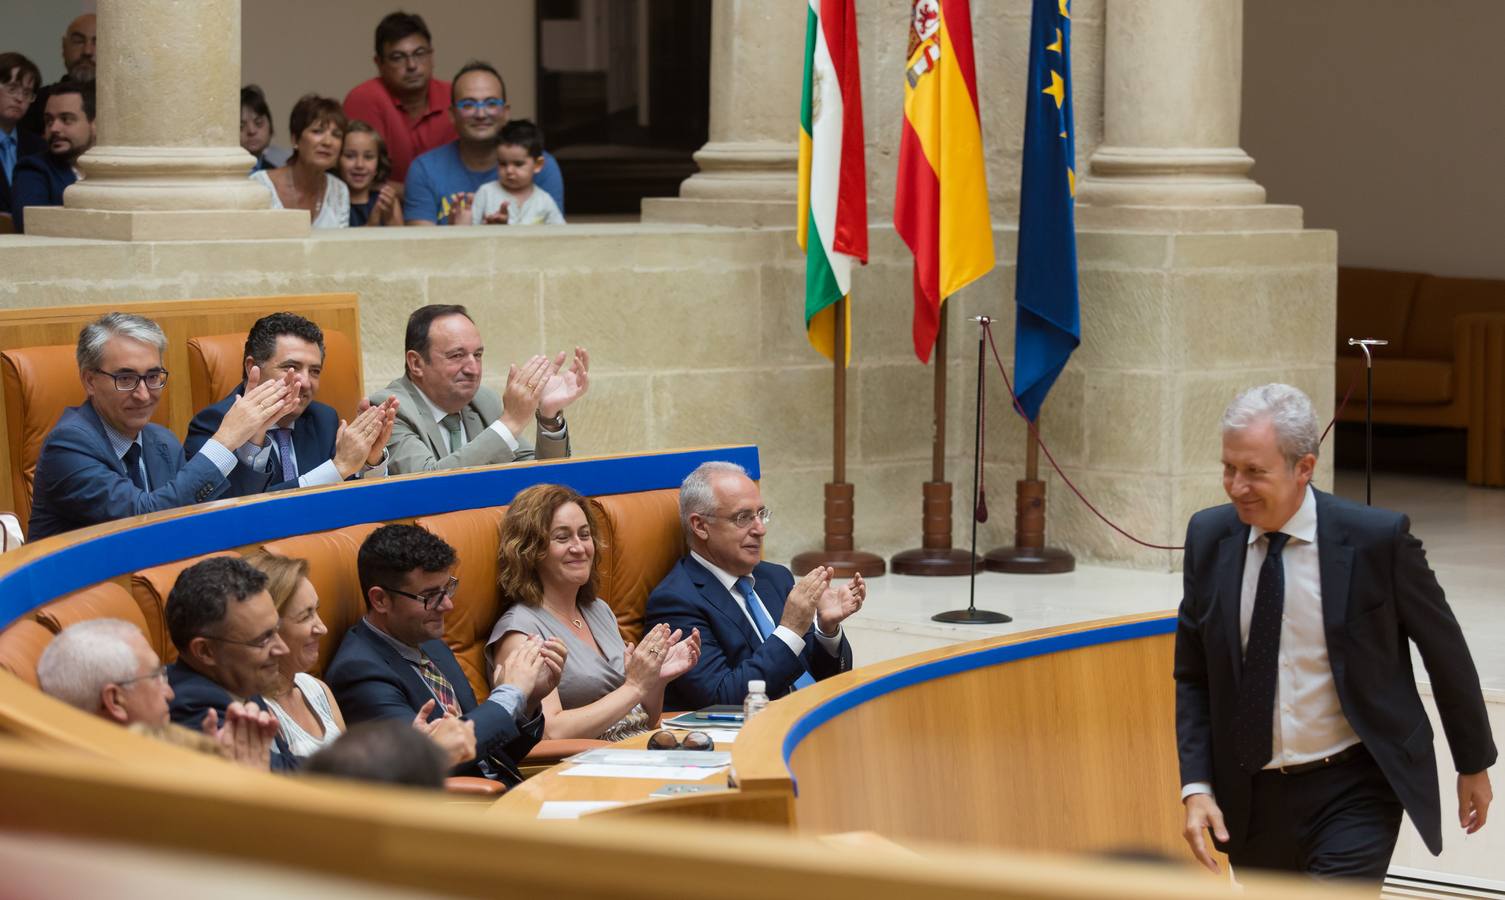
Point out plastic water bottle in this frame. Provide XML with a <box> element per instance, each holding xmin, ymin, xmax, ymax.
<box><xmin>743</xmin><ymin>679</ymin><xmax>769</xmax><ymax>720</ymax></box>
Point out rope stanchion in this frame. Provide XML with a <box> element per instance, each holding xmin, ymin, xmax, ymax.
<box><xmin>978</xmin><ymin>319</ymin><xmax>1362</xmax><ymax>554</ymax></box>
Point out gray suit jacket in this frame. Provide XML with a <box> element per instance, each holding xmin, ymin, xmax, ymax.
<box><xmin>373</xmin><ymin>375</ymin><xmax>569</xmax><ymax>475</ymax></box>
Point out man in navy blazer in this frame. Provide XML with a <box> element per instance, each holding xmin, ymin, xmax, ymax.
<box><xmin>0</xmin><ymin>52</ymin><xmax>45</xmax><ymax>230</ymax></box>
<box><xmin>1176</xmin><ymin>384</ymin><xmax>1495</xmax><ymax>882</ymax></box>
<box><xmin>647</xmin><ymin>461</ymin><xmax>865</xmax><ymax>710</ymax></box>
<box><xmin>162</xmin><ymin>556</ymin><xmax>299</xmax><ymax>770</ymax></box>
<box><xmin>185</xmin><ymin>313</ymin><xmax>396</xmax><ymax>497</ymax></box>
<box><xmin>326</xmin><ymin>524</ymin><xmax>564</xmax><ymax>785</ymax></box>
<box><xmin>9</xmin><ymin>80</ymin><xmax>93</xmax><ymax>233</ymax></box>
<box><xmin>28</xmin><ymin>312</ymin><xmax>297</xmax><ymax>541</ymax></box>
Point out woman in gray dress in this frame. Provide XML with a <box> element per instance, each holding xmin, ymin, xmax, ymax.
<box><xmin>487</xmin><ymin>484</ymin><xmax>700</xmax><ymax>741</ymax></box>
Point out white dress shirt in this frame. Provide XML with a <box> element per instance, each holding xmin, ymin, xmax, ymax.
<box><xmin>1183</xmin><ymin>485</ymin><xmax>1361</xmax><ymax>799</ymax></box>
<box><xmin>689</xmin><ymin>551</ymin><xmax>843</xmax><ymax>658</ymax></box>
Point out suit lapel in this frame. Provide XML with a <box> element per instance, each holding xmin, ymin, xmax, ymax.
<box><xmin>79</xmin><ymin>402</ymin><xmax>128</xmax><ymax>480</ymax></box>
<box><xmin>144</xmin><ymin>431</ymin><xmax>175</xmax><ymax>489</ymax></box>
<box><xmin>1216</xmin><ymin>529</ymin><xmax>1248</xmax><ymax>682</ymax></box>
<box><xmin>400</xmin><ymin>377</ymin><xmax>448</xmax><ymax>458</ymax></box>
<box><xmin>685</xmin><ymin>558</ymin><xmax>761</xmax><ymax>646</ymax></box>
<box><xmin>461</xmin><ymin>405</ymin><xmax>486</xmax><ymax>442</ymax></box>
<box><xmin>1314</xmin><ymin>490</ymin><xmax>1354</xmax><ymax>677</ymax></box>
<box><xmin>291</xmin><ymin>408</ymin><xmax>325</xmax><ymax>477</ymax></box>
<box><xmin>359</xmin><ymin>622</ymin><xmax>434</xmax><ymax>711</ymax></box>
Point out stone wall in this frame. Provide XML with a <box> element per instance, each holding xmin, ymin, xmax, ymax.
<box><xmin>0</xmin><ymin>220</ymin><xmax>1333</xmax><ymax>570</ymax></box>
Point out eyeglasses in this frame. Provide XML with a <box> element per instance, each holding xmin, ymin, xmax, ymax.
<box><xmin>116</xmin><ymin>664</ymin><xmax>167</xmax><ymax>687</ymax></box>
<box><xmin>454</xmin><ymin>98</ymin><xmax>507</xmax><ymax>114</ymax></box>
<box><xmin>381</xmin><ymin>576</ymin><xmax>460</xmax><ymax>610</ymax></box>
<box><xmin>383</xmin><ymin>47</ymin><xmax>432</xmax><ymax>66</ymax></box>
<box><xmin>0</xmin><ymin>82</ymin><xmax>37</xmax><ymax>102</ymax></box>
<box><xmin>92</xmin><ymin>368</ymin><xmax>169</xmax><ymax>392</ymax></box>
<box><xmin>200</xmin><ymin>629</ymin><xmax>281</xmax><ymax>651</ymax></box>
<box><xmin>647</xmin><ymin>730</ymin><xmax>715</xmax><ymax>752</ymax></box>
<box><xmin>706</xmin><ymin>507</ymin><xmax>772</xmax><ymax>530</ymax></box>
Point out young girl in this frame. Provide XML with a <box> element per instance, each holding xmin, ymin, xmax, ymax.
<box><xmin>338</xmin><ymin>120</ymin><xmax>403</xmax><ymax>227</ymax></box>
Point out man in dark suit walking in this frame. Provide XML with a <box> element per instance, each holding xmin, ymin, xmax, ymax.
<box><xmin>28</xmin><ymin>312</ymin><xmax>297</xmax><ymax>540</ymax></box>
<box><xmin>186</xmin><ymin>312</ymin><xmax>396</xmax><ymax>497</ymax></box>
<box><xmin>1176</xmin><ymin>383</ymin><xmax>1494</xmax><ymax>883</ymax></box>
<box><xmin>325</xmin><ymin>524</ymin><xmax>563</xmax><ymax>785</ymax></box>
<box><xmin>647</xmin><ymin>461</ymin><xmax>865</xmax><ymax>710</ymax></box>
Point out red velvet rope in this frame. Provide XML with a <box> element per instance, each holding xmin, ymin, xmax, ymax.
<box><xmin>977</xmin><ymin>319</ymin><xmax>1361</xmax><ymax>553</ymax></box>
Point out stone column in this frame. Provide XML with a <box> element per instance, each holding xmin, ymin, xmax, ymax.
<box><xmin>640</xmin><ymin>0</ymin><xmax>804</xmax><ymax>227</ymax></box>
<box><xmin>27</xmin><ymin>0</ymin><xmax>308</xmax><ymax>241</ymax></box>
<box><xmin>1075</xmin><ymin>0</ymin><xmax>1299</xmax><ymax>230</ymax></box>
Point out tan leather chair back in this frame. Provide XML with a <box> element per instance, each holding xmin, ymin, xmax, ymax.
<box><xmin>1335</xmin><ymin>268</ymin><xmax>1423</xmax><ymax>357</ymax></box>
<box><xmin>130</xmin><ymin>551</ymin><xmax>241</xmax><ymax>664</ymax></box>
<box><xmin>34</xmin><ymin>582</ymin><xmax>148</xmax><ymax>639</ymax></box>
<box><xmin>259</xmin><ymin>523</ymin><xmax>380</xmax><ymax>677</ymax></box>
<box><xmin>414</xmin><ymin>507</ymin><xmax>506</xmax><ymax>699</ymax></box>
<box><xmin>0</xmin><ymin>345</ymin><xmax>171</xmax><ymax>534</ymax></box>
<box><xmin>187</xmin><ymin>329</ymin><xmax>364</xmax><ymax>422</ymax></box>
<box><xmin>0</xmin><ymin>619</ymin><xmax>54</xmax><ymax>688</ymax></box>
<box><xmin>594</xmin><ymin>489</ymin><xmax>685</xmax><ymax>644</ymax></box>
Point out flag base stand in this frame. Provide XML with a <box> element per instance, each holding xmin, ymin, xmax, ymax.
<box><xmin>984</xmin><ymin>477</ymin><xmax>1075</xmax><ymax>574</ymax></box>
<box><xmin>932</xmin><ymin>607</ymin><xmax>1012</xmax><ymax>624</ymax></box>
<box><xmin>792</xmin><ymin>482</ymin><xmax>887</xmax><ymax>579</ymax></box>
<box><xmin>892</xmin><ymin>482</ymin><xmax>980</xmax><ymax>575</ymax></box>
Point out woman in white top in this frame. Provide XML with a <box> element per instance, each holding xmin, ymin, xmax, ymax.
<box><xmin>245</xmin><ymin>551</ymin><xmax>345</xmax><ymax>758</ymax></box>
<box><xmin>249</xmin><ymin>93</ymin><xmax>349</xmax><ymax>229</ymax></box>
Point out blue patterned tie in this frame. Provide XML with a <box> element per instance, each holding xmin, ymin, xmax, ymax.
<box><xmin>1233</xmin><ymin>531</ymin><xmax>1291</xmax><ymax>772</ymax></box>
<box><xmin>736</xmin><ymin>576</ymin><xmax>814</xmax><ymax>690</ymax></box>
<box><xmin>272</xmin><ymin>428</ymin><xmax>298</xmax><ymax>482</ymax></box>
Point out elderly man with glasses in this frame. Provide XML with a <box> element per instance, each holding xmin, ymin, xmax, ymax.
<box><xmin>646</xmin><ymin>461</ymin><xmax>866</xmax><ymax>709</ymax></box>
<box><xmin>27</xmin><ymin>312</ymin><xmax>298</xmax><ymax>540</ymax></box>
<box><xmin>402</xmin><ymin>60</ymin><xmax>564</xmax><ymax>226</ymax></box>
<box><xmin>325</xmin><ymin>524</ymin><xmax>565</xmax><ymax>786</ymax></box>
<box><xmin>164</xmin><ymin>557</ymin><xmax>299</xmax><ymax>770</ymax></box>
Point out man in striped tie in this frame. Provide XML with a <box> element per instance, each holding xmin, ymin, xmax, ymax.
<box><xmin>327</xmin><ymin>524</ymin><xmax>564</xmax><ymax>785</ymax></box>
<box><xmin>646</xmin><ymin>461</ymin><xmax>864</xmax><ymax>710</ymax></box>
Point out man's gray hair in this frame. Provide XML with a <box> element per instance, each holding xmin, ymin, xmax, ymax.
<box><xmin>679</xmin><ymin>461</ymin><xmax>750</xmax><ymax>539</ymax></box>
<box><xmin>76</xmin><ymin>312</ymin><xmax>168</xmax><ymax>373</ymax></box>
<box><xmin>1221</xmin><ymin>383</ymin><xmax>1321</xmax><ymax>467</ymax></box>
<box><xmin>36</xmin><ymin>618</ymin><xmax>144</xmax><ymax>715</ymax></box>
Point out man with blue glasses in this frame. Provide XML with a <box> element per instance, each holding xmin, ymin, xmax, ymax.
<box><xmin>403</xmin><ymin>60</ymin><xmax>564</xmax><ymax>226</ymax></box>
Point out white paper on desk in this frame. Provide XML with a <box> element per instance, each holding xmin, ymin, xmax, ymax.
<box><xmin>699</xmin><ymin>729</ymin><xmax>738</xmax><ymax>744</ymax></box>
<box><xmin>561</xmin><ymin>763</ymin><xmax>727</xmax><ymax>780</ymax></box>
<box><xmin>570</xmin><ymin>749</ymin><xmax>732</xmax><ymax>768</ymax></box>
<box><xmin>536</xmin><ymin>801</ymin><xmax>624</xmax><ymax>819</ymax></box>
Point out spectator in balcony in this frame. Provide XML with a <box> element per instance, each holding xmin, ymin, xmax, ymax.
<box><xmin>241</xmin><ymin>85</ymin><xmax>291</xmax><ymax>174</ymax></box>
<box><xmin>467</xmin><ymin>120</ymin><xmax>565</xmax><ymax>226</ymax></box>
<box><xmin>342</xmin><ymin>11</ymin><xmax>454</xmax><ymax>184</ymax></box>
<box><xmin>0</xmin><ymin>53</ymin><xmax>44</xmax><ymax>231</ymax></box>
<box><xmin>9</xmin><ymin>80</ymin><xmax>94</xmax><ymax>234</ymax></box>
<box><xmin>339</xmin><ymin>121</ymin><xmax>403</xmax><ymax>226</ymax></box>
<box><xmin>20</xmin><ymin>13</ymin><xmax>95</xmax><ymax>137</ymax></box>
<box><xmin>403</xmin><ymin>60</ymin><xmax>563</xmax><ymax>226</ymax></box>
<box><xmin>250</xmin><ymin>94</ymin><xmax>350</xmax><ymax>229</ymax></box>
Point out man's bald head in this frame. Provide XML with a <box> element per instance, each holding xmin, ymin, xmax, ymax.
<box><xmin>62</xmin><ymin>14</ymin><xmax>96</xmax><ymax>82</ymax></box>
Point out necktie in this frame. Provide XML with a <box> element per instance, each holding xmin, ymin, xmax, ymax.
<box><xmin>272</xmin><ymin>428</ymin><xmax>298</xmax><ymax>482</ymax></box>
<box><xmin>0</xmin><ymin>131</ymin><xmax>15</xmax><ymax>183</ymax></box>
<box><xmin>122</xmin><ymin>443</ymin><xmax>146</xmax><ymax>492</ymax></box>
<box><xmin>1233</xmin><ymin>531</ymin><xmax>1292</xmax><ymax>772</ymax></box>
<box><xmin>418</xmin><ymin>653</ymin><xmax>458</xmax><ymax>711</ymax></box>
<box><xmin>736</xmin><ymin>576</ymin><xmax>814</xmax><ymax>690</ymax></box>
<box><xmin>441</xmin><ymin>413</ymin><xmax>463</xmax><ymax>453</ymax></box>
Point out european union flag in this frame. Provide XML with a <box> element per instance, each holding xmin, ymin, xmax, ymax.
<box><xmin>1013</xmin><ymin>0</ymin><xmax>1079</xmax><ymax>422</ymax></box>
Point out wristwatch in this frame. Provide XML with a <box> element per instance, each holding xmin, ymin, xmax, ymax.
<box><xmin>536</xmin><ymin>410</ymin><xmax>565</xmax><ymax>431</ymax></box>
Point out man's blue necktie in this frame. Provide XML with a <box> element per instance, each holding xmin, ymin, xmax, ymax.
<box><xmin>0</xmin><ymin>131</ymin><xmax>16</xmax><ymax>184</ymax></box>
<box><xmin>736</xmin><ymin>576</ymin><xmax>814</xmax><ymax>690</ymax></box>
<box><xmin>122</xmin><ymin>443</ymin><xmax>147</xmax><ymax>492</ymax></box>
<box><xmin>272</xmin><ymin>428</ymin><xmax>298</xmax><ymax>483</ymax></box>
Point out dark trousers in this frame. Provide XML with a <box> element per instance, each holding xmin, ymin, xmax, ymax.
<box><xmin>1230</xmin><ymin>746</ymin><xmax>1404</xmax><ymax>884</ymax></box>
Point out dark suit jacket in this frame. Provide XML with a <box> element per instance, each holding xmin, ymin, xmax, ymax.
<box><xmin>9</xmin><ymin>149</ymin><xmax>76</xmax><ymax>233</ymax></box>
<box><xmin>1174</xmin><ymin>488</ymin><xmax>1496</xmax><ymax>856</ymax></box>
<box><xmin>166</xmin><ymin>661</ymin><xmax>298</xmax><ymax>771</ymax></box>
<box><xmin>185</xmin><ymin>387</ymin><xmax>342</xmax><ymax>497</ymax></box>
<box><xmin>324</xmin><ymin>620</ymin><xmax>542</xmax><ymax>784</ymax></box>
<box><xmin>0</xmin><ymin>129</ymin><xmax>46</xmax><ymax>221</ymax></box>
<box><xmin>647</xmin><ymin>556</ymin><xmax>852</xmax><ymax>709</ymax></box>
<box><xmin>27</xmin><ymin>401</ymin><xmax>229</xmax><ymax>541</ymax></box>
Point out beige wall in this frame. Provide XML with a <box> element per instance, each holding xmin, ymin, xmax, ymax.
<box><xmin>240</xmin><ymin>0</ymin><xmax>537</xmax><ymax>138</ymax></box>
<box><xmin>1244</xmin><ymin>0</ymin><xmax>1505</xmax><ymax>278</ymax></box>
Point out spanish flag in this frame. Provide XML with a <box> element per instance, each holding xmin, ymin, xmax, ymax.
<box><xmin>798</xmin><ymin>0</ymin><xmax>868</xmax><ymax>364</ymax></box>
<box><xmin>894</xmin><ymin>0</ymin><xmax>995</xmax><ymax>363</ymax></box>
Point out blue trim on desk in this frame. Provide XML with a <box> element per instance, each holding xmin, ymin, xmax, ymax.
<box><xmin>779</xmin><ymin>616</ymin><xmax>1176</xmax><ymax>789</ymax></box>
<box><xmin>0</xmin><ymin>446</ymin><xmax>760</xmax><ymax>630</ymax></box>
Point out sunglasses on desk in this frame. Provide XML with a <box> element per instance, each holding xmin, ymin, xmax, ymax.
<box><xmin>647</xmin><ymin>730</ymin><xmax>715</xmax><ymax>752</ymax></box>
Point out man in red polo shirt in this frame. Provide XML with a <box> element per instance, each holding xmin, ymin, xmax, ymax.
<box><xmin>343</xmin><ymin>12</ymin><xmax>456</xmax><ymax>184</ymax></box>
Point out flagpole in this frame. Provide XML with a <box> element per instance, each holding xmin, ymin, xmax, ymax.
<box><xmin>892</xmin><ymin>302</ymin><xmax>981</xmax><ymax>575</ymax></box>
<box><xmin>984</xmin><ymin>412</ymin><xmax>1075</xmax><ymax>574</ymax></box>
<box><xmin>793</xmin><ymin>296</ymin><xmax>886</xmax><ymax>579</ymax></box>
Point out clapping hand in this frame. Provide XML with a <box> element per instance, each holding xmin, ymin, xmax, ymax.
<box><xmin>538</xmin><ymin>347</ymin><xmax>590</xmax><ymax>419</ymax></box>
<box><xmin>779</xmin><ymin>566</ymin><xmax>830</xmax><ymax>635</ymax></box>
<box><xmin>816</xmin><ymin>572</ymin><xmax>866</xmax><ymax>632</ymax></box>
<box><xmin>332</xmin><ymin>400</ymin><xmax>389</xmax><ymax>478</ymax></box>
<box><xmin>213</xmin><ymin>365</ymin><xmax>300</xmax><ymax>450</ymax></box>
<box><xmin>498</xmin><ymin>355</ymin><xmax>551</xmax><ymax>438</ymax></box>
<box><xmin>657</xmin><ymin>627</ymin><xmax>701</xmax><ymax>682</ymax></box>
<box><xmin>202</xmin><ymin>700</ymin><xmax>279</xmax><ymax>770</ymax></box>
<box><xmin>412</xmin><ymin>698</ymin><xmax>477</xmax><ymax>767</ymax></box>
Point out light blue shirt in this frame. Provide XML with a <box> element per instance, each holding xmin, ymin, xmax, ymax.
<box><xmin>100</xmin><ymin>417</ymin><xmax>236</xmax><ymax>490</ymax></box>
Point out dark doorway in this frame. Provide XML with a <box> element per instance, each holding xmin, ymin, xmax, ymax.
<box><xmin>536</xmin><ymin>0</ymin><xmax>711</xmax><ymax>218</ymax></box>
